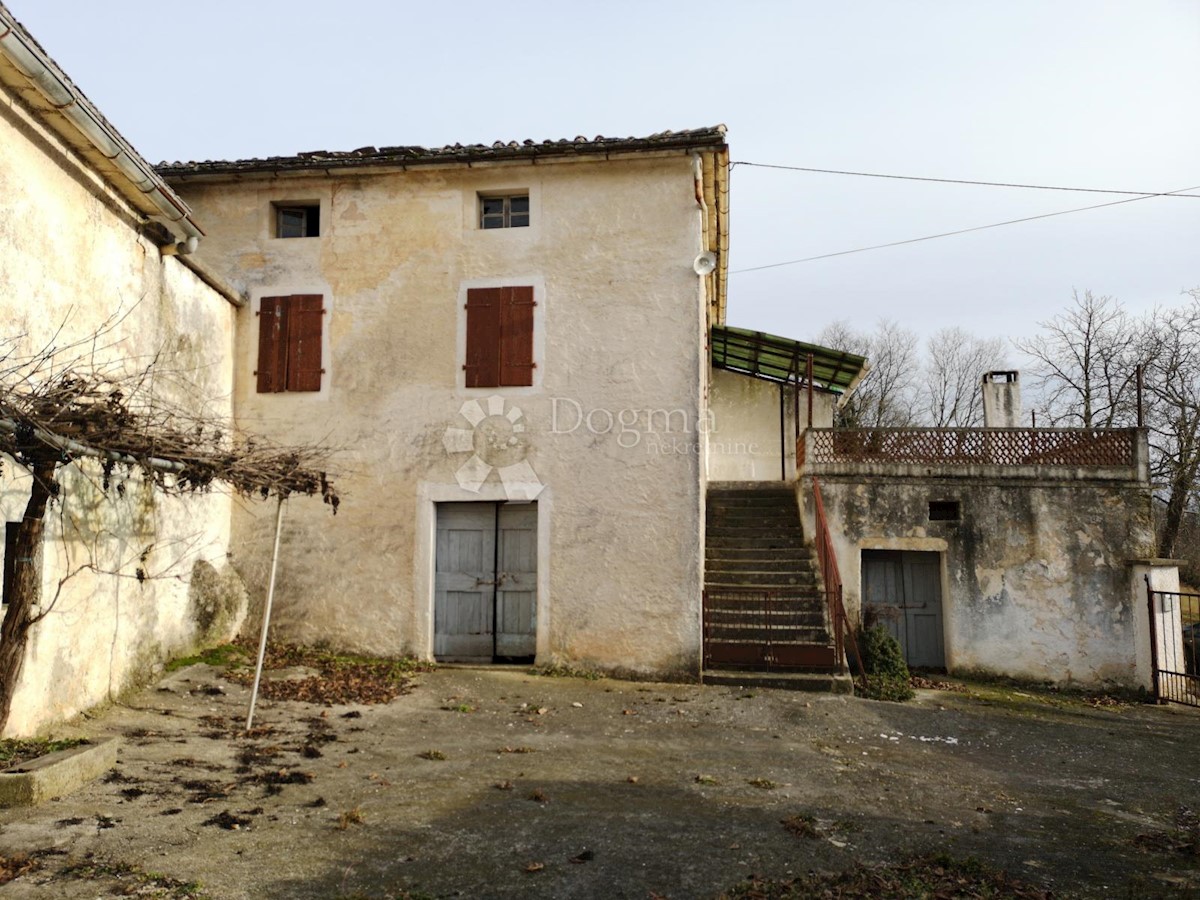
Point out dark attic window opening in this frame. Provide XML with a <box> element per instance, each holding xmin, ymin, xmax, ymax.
<box><xmin>479</xmin><ymin>193</ymin><xmax>529</xmax><ymax>229</ymax></box>
<box><xmin>929</xmin><ymin>500</ymin><xmax>961</xmax><ymax>522</ymax></box>
<box><xmin>275</xmin><ymin>203</ymin><xmax>320</xmax><ymax>238</ymax></box>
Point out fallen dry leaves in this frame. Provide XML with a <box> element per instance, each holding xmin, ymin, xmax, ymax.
<box><xmin>223</xmin><ymin>640</ymin><xmax>430</xmax><ymax>705</ymax></box>
<box><xmin>0</xmin><ymin>854</ymin><xmax>40</xmax><ymax>885</ymax></box>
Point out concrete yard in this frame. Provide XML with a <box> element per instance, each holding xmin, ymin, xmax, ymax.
<box><xmin>0</xmin><ymin>663</ymin><xmax>1197</xmax><ymax>898</ymax></box>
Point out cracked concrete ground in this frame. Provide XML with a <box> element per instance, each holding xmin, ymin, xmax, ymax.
<box><xmin>0</xmin><ymin>663</ymin><xmax>1197</xmax><ymax>898</ymax></box>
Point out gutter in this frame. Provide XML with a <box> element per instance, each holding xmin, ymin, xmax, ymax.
<box><xmin>0</xmin><ymin>8</ymin><xmax>203</xmax><ymax>252</ymax></box>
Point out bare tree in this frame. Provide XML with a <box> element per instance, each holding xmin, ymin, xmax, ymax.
<box><xmin>1016</xmin><ymin>290</ymin><xmax>1145</xmax><ymax>427</ymax></box>
<box><xmin>1141</xmin><ymin>292</ymin><xmax>1200</xmax><ymax>557</ymax></box>
<box><xmin>922</xmin><ymin>328</ymin><xmax>1007</xmax><ymax>427</ymax></box>
<box><xmin>1018</xmin><ymin>287</ymin><xmax>1200</xmax><ymax>558</ymax></box>
<box><xmin>818</xmin><ymin>319</ymin><xmax>919</xmax><ymax>427</ymax></box>
<box><xmin>0</xmin><ymin>330</ymin><xmax>338</xmax><ymax>733</ymax></box>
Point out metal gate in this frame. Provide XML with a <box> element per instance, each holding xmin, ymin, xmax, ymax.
<box><xmin>702</xmin><ymin>589</ymin><xmax>839</xmax><ymax>671</ymax></box>
<box><xmin>1148</xmin><ymin>584</ymin><xmax>1200</xmax><ymax>706</ymax></box>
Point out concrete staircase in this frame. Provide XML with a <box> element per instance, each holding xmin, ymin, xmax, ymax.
<box><xmin>703</xmin><ymin>482</ymin><xmax>850</xmax><ymax>693</ymax></box>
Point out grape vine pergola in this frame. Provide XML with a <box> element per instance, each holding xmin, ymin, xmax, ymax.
<box><xmin>0</xmin><ymin>344</ymin><xmax>338</xmax><ymax>733</ymax></box>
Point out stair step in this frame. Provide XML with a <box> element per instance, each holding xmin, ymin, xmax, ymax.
<box><xmin>708</xmin><ymin>564</ymin><xmax>818</xmax><ymax>574</ymax></box>
<box><xmin>706</xmin><ymin>546</ymin><xmax>815</xmax><ymax>558</ymax></box>
<box><xmin>704</xmin><ymin>601</ymin><xmax>826</xmax><ymax>615</ymax></box>
<box><xmin>707</xmin><ymin>497</ymin><xmax>797</xmax><ymax>509</ymax></box>
<box><xmin>705</xmin><ymin>601</ymin><xmax>823</xmax><ymax>614</ymax></box>
<box><xmin>705</xmin><ymin>581</ymin><xmax>823</xmax><ymax>592</ymax></box>
<box><xmin>700</xmin><ymin>633</ymin><xmax>835</xmax><ymax>648</ymax></box>
<box><xmin>705</xmin><ymin>573</ymin><xmax>818</xmax><ymax>588</ymax></box>
<box><xmin>706</xmin><ymin>513</ymin><xmax>799</xmax><ymax>526</ymax></box>
<box><xmin>706</xmin><ymin>559</ymin><xmax>817</xmax><ymax>573</ymax></box>
<box><xmin>706</xmin><ymin>621</ymin><xmax>828</xmax><ymax>634</ymax></box>
<box><xmin>703</xmin><ymin>670</ymin><xmax>853</xmax><ymax>693</ymax></box>
<box><xmin>704</xmin><ymin>640</ymin><xmax>840</xmax><ymax>667</ymax></box>
<box><xmin>705</xmin><ymin>609</ymin><xmax>826</xmax><ymax>624</ymax></box>
<box><xmin>706</xmin><ymin>526</ymin><xmax>803</xmax><ymax>536</ymax></box>
<box><xmin>706</xmin><ymin>528</ymin><xmax>806</xmax><ymax>541</ymax></box>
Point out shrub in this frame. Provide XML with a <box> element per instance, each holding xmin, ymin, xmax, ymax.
<box><xmin>857</xmin><ymin>626</ymin><xmax>914</xmax><ymax>702</ymax></box>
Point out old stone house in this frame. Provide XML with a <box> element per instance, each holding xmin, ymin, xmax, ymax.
<box><xmin>157</xmin><ymin>129</ymin><xmax>731</xmax><ymax>679</ymax></box>
<box><xmin>0</xmin><ymin>5</ymin><xmax>1178</xmax><ymax>736</ymax></box>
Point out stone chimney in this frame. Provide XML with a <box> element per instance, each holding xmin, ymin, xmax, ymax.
<box><xmin>982</xmin><ymin>371</ymin><xmax>1022</xmax><ymax>428</ymax></box>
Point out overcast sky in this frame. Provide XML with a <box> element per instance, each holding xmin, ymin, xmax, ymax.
<box><xmin>12</xmin><ymin>1</ymin><xmax>1198</xmax><ymax>350</ymax></box>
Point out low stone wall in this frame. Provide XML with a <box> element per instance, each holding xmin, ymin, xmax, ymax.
<box><xmin>801</xmin><ymin>463</ymin><xmax>1156</xmax><ymax>687</ymax></box>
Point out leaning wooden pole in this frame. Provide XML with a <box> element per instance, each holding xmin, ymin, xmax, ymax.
<box><xmin>246</xmin><ymin>496</ymin><xmax>287</xmax><ymax>731</ymax></box>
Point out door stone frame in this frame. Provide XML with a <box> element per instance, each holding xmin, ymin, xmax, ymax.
<box><xmin>416</xmin><ymin>481</ymin><xmax>552</xmax><ymax>664</ymax></box>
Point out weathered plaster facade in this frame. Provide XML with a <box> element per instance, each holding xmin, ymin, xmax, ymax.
<box><xmin>801</xmin><ymin>459</ymin><xmax>1156</xmax><ymax>687</ymax></box>
<box><xmin>167</xmin><ymin>144</ymin><xmax>725</xmax><ymax>677</ymax></box>
<box><xmin>0</xmin><ymin>65</ymin><xmax>243</xmax><ymax>734</ymax></box>
<box><xmin>707</xmin><ymin>369</ymin><xmax>835</xmax><ymax>482</ymax></box>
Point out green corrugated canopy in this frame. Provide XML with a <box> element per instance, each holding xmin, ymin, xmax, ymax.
<box><xmin>711</xmin><ymin>325</ymin><xmax>867</xmax><ymax>394</ymax></box>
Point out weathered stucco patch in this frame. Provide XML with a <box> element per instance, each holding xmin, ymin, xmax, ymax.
<box><xmin>187</xmin><ymin>559</ymin><xmax>249</xmax><ymax>647</ymax></box>
<box><xmin>808</xmin><ymin>471</ymin><xmax>1153</xmax><ymax>687</ymax></box>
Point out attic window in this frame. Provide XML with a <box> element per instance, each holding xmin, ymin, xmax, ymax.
<box><xmin>479</xmin><ymin>193</ymin><xmax>529</xmax><ymax>229</ymax></box>
<box><xmin>274</xmin><ymin>203</ymin><xmax>320</xmax><ymax>238</ymax></box>
<box><xmin>928</xmin><ymin>501</ymin><xmax>961</xmax><ymax>522</ymax></box>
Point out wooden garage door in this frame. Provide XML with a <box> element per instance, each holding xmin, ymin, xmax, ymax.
<box><xmin>861</xmin><ymin>550</ymin><xmax>945</xmax><ymax>669</ymax></box>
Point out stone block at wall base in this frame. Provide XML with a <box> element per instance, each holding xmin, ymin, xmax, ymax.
<box><xmin>0</xmin><ymin>737</ymin><xmax>119</xmax><ymax>806</ymax></box>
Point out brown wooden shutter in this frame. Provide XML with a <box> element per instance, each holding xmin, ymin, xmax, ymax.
<box><xmin>499</xmin><ymin>286</ymin><xmax>535</xmax><ymax>386</ymax></box>
<box><xmin>256</xmin><ymin>296</ymin><xmax>288</xmax><ymax>393</ymax></box>
<box><xmin>286</xmin><ymin>294</ymin><xmax>325</xmax><ymax>392</ymax></box>
<box><xmin>465</xmin><ymin>288</ymin><xmax>502</xmax><ymax>387</ymax></box>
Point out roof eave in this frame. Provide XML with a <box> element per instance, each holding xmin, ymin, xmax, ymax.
<box><xmin>155</xmin><ymin>127</ymin><xmax>729</xmax><ymax>180</ymax></box>
<box><xmin>0</xmin><ymin>3</ymin><xmax>203</xmax><ymax>242</ymax></box>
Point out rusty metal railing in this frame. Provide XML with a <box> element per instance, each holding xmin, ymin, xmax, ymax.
<box><xmin>804</xmin><ymin>427</ymin><xmax>1137</xmax><ymax>468</ymax></box>
<box><xmin>812</xmin><ymin>478</ymin><xmax>866</xmax><ymax>689</ymax></box>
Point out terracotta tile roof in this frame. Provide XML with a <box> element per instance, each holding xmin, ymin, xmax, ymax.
<box><xmin>156</xmin><ymin>126</ymin><xmax>727</xmax><ymax>177</ymax></box>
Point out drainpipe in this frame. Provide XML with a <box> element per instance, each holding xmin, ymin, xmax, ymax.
<box><xmin>0</xmin><ymin>11</ymin><xmax>204</xmax><ymax>253</ymax></box>
<box><xmin>692</xmin><ymin>153</ymin><xmax>711</xmax><ymax>274</ymax></box>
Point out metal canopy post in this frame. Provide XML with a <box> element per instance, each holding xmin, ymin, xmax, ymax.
<box><xmin>807</xmin><ymin>354</ymin><xmax>814</xmax><ymax>429</ymax></box>
<box><xmin>778</xmin><ymin>383</ymin><xmax>786</xmax><ymax>481</ymax></box>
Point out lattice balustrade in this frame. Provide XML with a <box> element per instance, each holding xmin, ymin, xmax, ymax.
<box><xmin>805</xmin><ymin>428</ymin><xmax>1137</xmax><ymax>467</ymax></box>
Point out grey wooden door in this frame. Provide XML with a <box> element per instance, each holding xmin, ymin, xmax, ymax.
<box><xmin>495</xmin><ymin>504</ymin><xmax>537</xmax><ymax>659</ymax></box>
<box><xmin>861</xmin><ymin>550</ymin><xmax>945</xmax><ymax>669</ymax></box>
<box><xmin>435</xmin><ymin>504</ymin><xmax>497</xmax><ymax>662</ymax></box>
<box><xmin>435</xmin><ymin>502</ymin><xmax>536</xmax><ymax>663</ymax></box>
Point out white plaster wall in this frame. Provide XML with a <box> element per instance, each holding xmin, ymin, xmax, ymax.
<box><xmin>176</xmin><ymin>153</ymin><xmax>707</xmax><ymax>677</ymax></box>
<box><xmin>1131</xmin><ymin>563</ymin><xmax>1183</xmax><ymax>690</ymax></box>
<box><xmin>707</xmin><ymin>369</ymin><xmax>835</xmax><ymax>481</ymax></box>
<box><xmin>0</xmin><ymin>85</ymin><xmax>238</xmax><ymax>735</ymax></box>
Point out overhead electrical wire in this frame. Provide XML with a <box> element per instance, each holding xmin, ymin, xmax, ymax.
<box><xmin>730</xmin><ymin>161</ymin><xmax>1200</xmax><ymax>199</ymax></box>
<box><xmin>730</xmin><ymin>183</ymin><xmax>1200</xmax><ymax>274</ymax></box>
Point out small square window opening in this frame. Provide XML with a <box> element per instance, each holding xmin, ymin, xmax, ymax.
<box><xmin>928</xmin><ymin>501</ymin><xmax>961</xmax><ymax>522</ymax></box>
<box><xmin>274</xmin><ymin>203</ymin><xmax>320</xmax><ymax>238</ymax></box>
<box><xmin>479</xmin><ymin>194</ymin><xmax>529</xmax><ymax>229</ymax></box>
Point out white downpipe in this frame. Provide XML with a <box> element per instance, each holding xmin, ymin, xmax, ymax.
<box><xmin>246</xmin><ymin>496</ymin><xmax>286</xmax><ymax>731</ymax></box>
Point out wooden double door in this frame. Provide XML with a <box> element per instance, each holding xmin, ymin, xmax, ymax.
<box><xmin>861</xmin><ymin>550</ymin><xmax>946</xmax><ymax>669</ymax></box>
<box><xmin>434</xmin><ymin>502</ymin><xmax>537</xmax><ymax>663</ymax></box>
